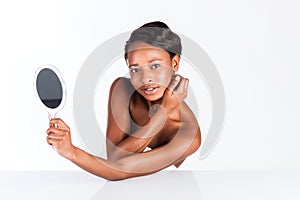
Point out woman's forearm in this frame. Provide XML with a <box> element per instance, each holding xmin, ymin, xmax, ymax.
<box><xmin>108</xmin><ymin>107</ymin><xmax>168</xmax><ymax>161</ymax></box>
<box><xmin>47</xmin><ymin>118</ymin><xmax>157</xmax><ymax>181</ymax></box>
<box><xmin>69</xmin><ymin>146</ymin><xmax>158</xmax><ymax>181</ymax></box>
<box><xmin>70</xmin><ymin>146</ymin><xmax>124</xmax><ymax>180</ymax></box>
<box><xmin>70</xmin><ymin>124</ymin><xmax>200</xmax><ymax>181</ymax></box>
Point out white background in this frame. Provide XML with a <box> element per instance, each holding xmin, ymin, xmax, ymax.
<box><xmin>0</xmin><ymin>0</ymin><xmax>299</xmax><ymax>170</ymax></box>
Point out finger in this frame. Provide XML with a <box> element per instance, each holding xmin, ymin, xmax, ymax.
<box><xmin>176</xmin><ymin>78</ymin><xmax>186</xmax><ymax>93</ymax></box>
<box><xmin>47</xmin><ymin>136</ymin><xmax>61</xmax><ymax>144</ymax></box>
<box><xmin>50</xmin><ymin>118</ymin><xmax>69</xmax><ymax>129</ymax></box>
<box><xmin>182</xmin><ymin>79</ymin><xmax>189</xmax><ymax>98</ymax></box>
<box><xmin>184</xmin><ymin>78</ymin><xmax>189</xmax><ymax>93</ymax></box>
<box><xmin>49</xmin><ymin>118</ymin><xmax>63</xmax><ymax>128</ymax></box>
<box><xmin>46</xmin><ymin>127</ymin><xmax>67</xmax><ymax>135</ymax></box>
<box><xmin>46</xmin><ymin>136</ymin><xmax>53</xmax><ymax>145</ymax></box>
<box><xmin>47</xmin><ymin>133</ymin><xmax>65</xmax><ymax>140</ymax></box>
<box><xmin>49</xmin><ymin>119</ymin><xmax>59</xmax><ymax>128</ymax></box>
<box><xmin>167</xmin><ymin>75</ymin><xmax>180</xmax><ymax>95</ymax></box>
<box><xmin>47</xmin><ymin>138</ymin><xmax>61</xmax><ymax>147</ymax></box>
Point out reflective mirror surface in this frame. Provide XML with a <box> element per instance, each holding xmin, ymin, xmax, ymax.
<box><xmin>36</xmin><ymin>68</ymin><xmax>63</xmax><ymax>109</ymax></box>
<box><xmin>34</xmin><ymin>65</ymin><xmax>66</xmax><ymax>118</ymax></box>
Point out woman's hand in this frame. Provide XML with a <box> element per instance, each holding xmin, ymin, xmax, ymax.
<box><xmin>161</xmin><ymin>75</ymin><xmax>189</xmax><ymax>114</ymax></box>
<box><xmin>46</xmin><ymin>118</ymin><xmax>75</xmax><ymax>160</ymax></box>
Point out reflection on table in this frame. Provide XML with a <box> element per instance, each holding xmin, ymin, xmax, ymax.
<box><xmin>91</xmin><ymin>170</ymin><xmax>201</xmax><ymax>200</ymax></box>
<box><xmin>1</xmin><ymin>170</ymin><xmax>300</xmax><ymax>200</ymax></box>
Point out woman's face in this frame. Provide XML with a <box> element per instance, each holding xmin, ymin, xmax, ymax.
<box><xmin>127</xmin><ymin>41</ymin><xmax>180</xmax><ymax>102</ymax></box>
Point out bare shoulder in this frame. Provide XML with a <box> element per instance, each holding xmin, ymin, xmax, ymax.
<box><xmin>107</xmin><ymin>77</ymin><xmax>134</xmax><ymax>131</ymax></box>
<box><xmin>106</xmin><ymin>77</ymin><xmax>134</xmax><ymax>148</ymax></box>
<box><xmin>109</xmin><ymin>77</ymin><xmax>134</xmax><ymax>102</ymax></box>
<box><xmin>110</xmin><ymin>77</ymin><xmax>133</xmax><ymax>94</ymax></box>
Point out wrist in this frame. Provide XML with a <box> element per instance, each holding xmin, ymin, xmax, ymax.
<box><xmin>160</xmin><ymin>103</ymin><xmax>170</xmax><ymax>115</ymax></box>
<box><xmin>151</xmin><ymin>107</ymin><xmax>168</xmax><ymax>129</ymax></box>
<box><xmin>160</xmin><ymin>103</ymin><xmax>175</xmax><ymax>116</ymax></box>
<box><xmin>155</xmin><ymin>106</ymin><xmax>168</xmax><ymax>119</ymax></box>
<box><xmin>65</xmin><ymin>145</ymin><xmax>78</xmax><ymax>162</ymax></box>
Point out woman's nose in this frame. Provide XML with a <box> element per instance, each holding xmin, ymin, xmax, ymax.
<box><xmin>142</xmin><ymin>70</ymin><xmax>153</xmax><ymax>83</ymax></box>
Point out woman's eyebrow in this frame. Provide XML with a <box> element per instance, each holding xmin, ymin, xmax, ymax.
<box><xmin>128</xmin><ymin>59</ymin><xmax>163</xmax><ymax>68</ymax></box>
<box><xmin>128</xmin><ymin>63</ymin><xmax>138</xmax><ymax>68</ymax></box>
<box><xmin>148</xmin><ymin>59</ymin><xmax>163</xmax><ymax>63</ymax></box>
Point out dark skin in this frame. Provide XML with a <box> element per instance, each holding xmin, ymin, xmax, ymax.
<box><xmin>46</xmin><ymin>41</ymin><xmax>201</xmax><ymax>180</ymax></box>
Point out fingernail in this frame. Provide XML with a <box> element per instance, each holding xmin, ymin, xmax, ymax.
<box><xmin>175</xmin><ymin>76</ymin><xmax>180</xmax><ymax>81</ymax></box>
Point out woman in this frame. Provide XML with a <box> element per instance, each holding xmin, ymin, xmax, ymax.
<box><xmin>46</xmin><ymin>21</ymin><xmax>201</xmax><ymax>181</ymax></box>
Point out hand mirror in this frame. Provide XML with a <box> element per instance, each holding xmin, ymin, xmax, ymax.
<box><xmin>34</xmin><ymin>64</ymin><xmax>66</xmax><ymax>119</ymax></box>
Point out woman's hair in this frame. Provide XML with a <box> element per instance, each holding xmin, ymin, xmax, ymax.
<box><xmin>124</xmin><ymin>21</ymin><xmax>182</xmax><ymax>60</ymax></box>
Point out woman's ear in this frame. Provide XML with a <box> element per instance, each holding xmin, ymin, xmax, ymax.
<box><xmin>171</xmin><ymin>54</ymin><xmax>180</xmax><ymax>72</ymax></box>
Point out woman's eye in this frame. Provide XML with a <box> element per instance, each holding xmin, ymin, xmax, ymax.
<box><xmin>130</xmin><ymin>68</ymin><xmax>140</xmax><ymax>73</ymax></box>
<box><xmin>151</xmin><ymin>63</ymin><xmax>161</xmax><ymax>69</ymax></box>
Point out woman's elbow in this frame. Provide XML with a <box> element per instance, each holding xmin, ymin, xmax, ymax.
<box><xmin>195</xmin><ymin>126</ymin><xmax>202</xmax><ymax>149</ymax></box>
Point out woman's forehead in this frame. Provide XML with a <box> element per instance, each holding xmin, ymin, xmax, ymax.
<box><xmin>127</xmin><ymin>41</ymin><xmax>170</xmax><ymax>65</ymax></box>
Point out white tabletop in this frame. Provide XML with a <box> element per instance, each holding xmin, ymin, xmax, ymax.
<box><xmin>1</xmin><ymin>170</ymin><xmax>299</xmax><ymax>200</ymax></box>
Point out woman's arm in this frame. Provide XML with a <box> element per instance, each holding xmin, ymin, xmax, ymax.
<box><xmin>105</xmin><ymin>77</ymin><xmax>165</xmax><ymax>161</ymax></box>
<box><xmin>106</xmin><ymin>76</ymin><xmax>182</xmax><ymax>161</ymax></box>
<box><xmin>46</xmin><ymin>75</ymin><xmax>200</xmax><ymax>180</ymax></box>
<box><xmin>46</xmin><ymin>116</ymin><xmax>200</xmax><ymax>181</ymax></box>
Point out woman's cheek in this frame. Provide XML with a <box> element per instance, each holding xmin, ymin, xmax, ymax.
<box><xmin>130</xmin><ymin>76</ymin><xmax>141</xmax><ymax>89</ymax></box>
<box><xmin>157</xmin><ymin>72</ymin><xmax>172</xmax><ymax>87</ymax></box>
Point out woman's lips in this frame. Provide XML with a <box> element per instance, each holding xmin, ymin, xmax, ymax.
<box><xmin>142</xmin><ymin>85</ymin><xmax>159</xmax><ymax>95</ymax></box>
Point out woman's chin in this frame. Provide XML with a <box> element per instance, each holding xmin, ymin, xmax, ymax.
<box><xmin>139</xmin><ymin>92</ymin><xmax>164</xmax><ymax>103</ymax></box>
